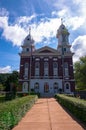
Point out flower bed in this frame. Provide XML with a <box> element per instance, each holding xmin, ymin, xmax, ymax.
<box><xmin>55</xmin><ymin>94</ymin><xmax>86</xmax><ymax>124</ymax></box>
<box><xmin>0</xmin><ymin>95</ymin><xmax>38</xmax><ymax>130</ymax></box>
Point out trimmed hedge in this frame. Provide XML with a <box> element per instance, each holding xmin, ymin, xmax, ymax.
<box><xmin>55</xmin><ymin>94</ymin><xmax>86</xmax><ymax>124</ymax></box>
<box><xmin>0</xmin><ymin>95</ymin><xmax>38</xmax><ymax>130</ymax></box>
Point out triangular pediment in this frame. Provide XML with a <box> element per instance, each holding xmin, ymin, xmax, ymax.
<box><xmin>39</xmin><ymin>49</ymin><xmax>53</xmax><ymax>53</ymax></box>
<box><xmin>34</xmin><ymin>46</ymin><xmax>57</xmax><ymax>54</ymax></box>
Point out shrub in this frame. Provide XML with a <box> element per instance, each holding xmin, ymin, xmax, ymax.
<box><xmin>0</xmin><ymin>95</ymin><xmax>38</xmax><ymax>130</ymax></box>
<box><xmin>55</xmin><ymin>94</ymin><xmax>86</xmax><ymax>124</ymax></box>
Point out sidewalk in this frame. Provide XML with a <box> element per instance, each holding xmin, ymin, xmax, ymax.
<box><xmin>13</xmin><ymin>98</ymin><xmax>85</xmax><ymax>130</ymax></box>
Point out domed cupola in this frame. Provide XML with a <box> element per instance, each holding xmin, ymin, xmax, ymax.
<box><xmin>56</xmin><ymin>20</ymin><xmax>72</xmax><ymax>55</ymax></box>
<box><xmin>56</xmin><ymin>21</ymin><xmax>70</xmax><ymax>46</ymax></box>
<box><xmin>22</xmin><ymin>27</ymin><xmax>35</xmax><ymax>53</ymax></box>
<box><xmin>24</xmin><ymin>33</ymin><xmax>34</xmax><ymax>46</ymax></box>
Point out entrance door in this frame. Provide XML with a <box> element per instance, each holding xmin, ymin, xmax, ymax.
<box><xmin>44</xmin><ymin>83</ymin><xmax>49</xmax><ymax>93</ymax></box>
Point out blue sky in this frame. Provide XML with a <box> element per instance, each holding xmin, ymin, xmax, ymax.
<box><xmin>0</xmin><ymin>0</ymin><xmax>86</xmax><ymax>73</ymax></box>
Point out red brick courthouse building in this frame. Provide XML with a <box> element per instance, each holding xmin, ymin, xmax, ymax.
<box><xmin>19</xmin><ymin>23</ymin><xmax>75</xmax><ymax>96</ymax></box>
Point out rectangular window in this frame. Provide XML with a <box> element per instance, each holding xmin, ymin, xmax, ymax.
<box><xmin>53</xmin><ymin>68</ymin><xmax>58</xmax><ymax>76</ymax></box>
<box><xmin>64</xmin><ymin>68</ymin><xmax>69</xmax><ymax>76</ymax></box>
<box><xmin>44</xmin><ymin>68</ymin><xmax>48</xmax><ymax>77</ymax></box>
<box><xmin>24</xmin><ymin>68</ymin><xmax>28</xmax><ymax>79</ymax></box>
<box><xmin>53</xmin><ymin>62</ymin><xmax>58</xmax><ymax>77</ymax></box>
<box><xmin>64</xmin><ymin>63</ymin><xmax>69</xmax><ymax>76</ymax></box>
<box><xmin>35</xmin><ymin>68</ymin><xmax>39</xmax><ymax>76</ymax></box>
<box><xmin>44</xmin><ymin>62</ymin><xmax>48</xmax><ymax>77</ymax></box>
<box><xmin>35</xmin><ymin>62</ymin><xmax>40</xmax><ymax>77</ymax></box>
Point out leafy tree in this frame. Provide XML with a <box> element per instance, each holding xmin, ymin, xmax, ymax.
<box><xmin>4</xmin><ymin>71</ymin><xmax>19</xmax><ymax>100</ymax></box>
<box><xmin>0</xmin><ymin>84</ymin><xmax>4</xmax><ymax>91</ymax></box>
<box><xmin>0</xmin><ymin>73</ymin><xmax>10</xmax><ymax>90</ymax></box>
<box><xmin>74</xmin><ymin>56</ymin><xmax>86</xmax><ymax>90</ymax></box>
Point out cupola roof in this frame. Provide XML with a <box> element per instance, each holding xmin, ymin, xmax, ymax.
<box><xmin>23</xmin><ymin>27</ymin><xmax>35</xmax><ymax>46</ymax></box>
<box><xmin>58</xmin><ymin>23</ymin><xmax>69</xmax><ymax>35</ymax></box>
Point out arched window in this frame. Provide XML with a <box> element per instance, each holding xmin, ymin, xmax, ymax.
<box><xmin>35</xmin><ymin>62</ymin><xmax>39</xmax><ymax>68</ymax></box>
<box><xmin>26</xmin><ymin>48</ymin><xmax>29</xmax><ymax>52</ymax></box>
<box><xmin>53</xmin><ymin>62</ymin><xmax>58</xmax><ymax>77</ymax></box>
<box><xmin>44</xmin><ymin>62</ymin><xmax>48</xmax><ymax>77</ymax></box>
<box><xmin>64</xmin><ymin>48</ymin><xmax>66</xmax><ymax>53</ymax></box>
<box><xmin>66</xmin><ymin>83</ymin><xmax>70</xmax><ymax>89</ymax></box>
<box><xmin>24</xmin><ymin>63</ymin><xmax>29</xmax><ymax>79</ymax></box>
<box><xmin>64</xmin><ymin>82</ymin><xmax>70</xmax><ymax>93</ymax></box>
<box><xmin>22</xmin><ymin>82</ymin><xmax>28</xmax><ymax>92</ymax></box>
<box><xmin>35</xmin><ymin>62</ymin><xmax>40</xmax><ymax>76</ymax></box>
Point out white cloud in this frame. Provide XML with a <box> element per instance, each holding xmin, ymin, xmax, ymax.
<box><xmin>0</xmin><ymin>3</ymin><xmax>86</xmax><ymax>55</ymax></box>
<box><xmin>0</xmin><ymin>8</ymin><xmax>27</xmax><ymax>46</ymax></box>
<box><xmin>73</xmin><ymin>0</ymin><xmax>84</xmax><ymax>5</ymax></box>
<box><xmin>16</xmin><ymin>14</ymin><xmax>37</xmax><ymax>24</ymax></box>
<box><xmin>53</xmin><ymin>0</ymin><xmax>86</xmax><ymax>31</ymax></box>
<box><xmin>67</xmin><ymin>17</ymin><xmax>85</xmax><ymax>30</ymax></box>
<box><xmin>58</xmin><ymin>9</ymin><xmax>67</xmax><ymax>17</ymax></box>
<box><xmin>0</xmin><ymin>8</ymin><xmax>9</xmax><ymax>16</ymax></box>
<box><xmin>53</xmin><ymin>0</ymin><xmax>67</xmax><ymax>9</ymax></box>
<box><xmin>57</xmin><ymin>8</ymin><xmax>86</xmax><ymax>31</ymax></box>
<box><xmin>2</xmin><ymin>24</ymin><xmax>27</xmax><ymax>46</ymax></box>
<box><xmin>0</xmin><ymin>16</ymin><xmax>8</xmax><ymax>28</ymax></box>
<box><xmin>0</xmin><ymin>16</ymin><xmax>27</xmax><ymax>46</ymax></box>
<box><xmin>71</xmin><ymin>35</ymin><xmax>86</xmax><ymax>63</ymax></box>
<box><xmin>31</xmin><ymin>18</ymin><xmax>61</xmax><ymax>44</ymax></box>
<box><xmin>0</xmin><ymin>12</ymin><xmax>61</xmax><ymax>46</ymax></box>
<box><xmin>0</xmin><ymin>66</ymin><xmax>11</xmax><ymax>73</ymax></box>
<box><xmin>51</xmin><ymin>11</ymin><xmax>58</xmax><ymax>16</ymax></box>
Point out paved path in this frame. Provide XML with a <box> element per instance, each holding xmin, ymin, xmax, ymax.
<box><xmin>13</xmin><ymin>98</ymin><xmax>85</xmax><ymax>130</ymax></box>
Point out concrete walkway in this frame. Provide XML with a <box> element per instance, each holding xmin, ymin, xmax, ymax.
<box><xmin>13</xmin><ymin>98</ymin><xmax>85</xmax><ymax>130</ymax></box>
